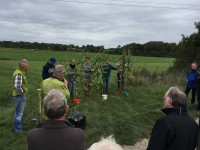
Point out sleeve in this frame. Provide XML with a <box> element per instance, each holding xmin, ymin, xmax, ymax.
<box><xmin>147</xmin><ymin>119</ymin><xmax>169</xmax><ymax>150</ymax></box>
<box><xmin>59</xmin><ymin>84</ymin><xmax>70</xmax><ymax>100</ymax></box>
<box><xmin>67</xmin><ymin>67</ymin><xmax>76</xmax><ymax>76</ymax></box>
<box><xmin>14</xmin><ymin>74</ymin><xmax>24</xmax><ymax>95</ymax></box>
<box><xmin>110</xmin><ymin>64</ymin><xmax>117</xmax><ymax>70</ymax></box>
<box><xmin>42</xmin><ymin>65</ymin><xmax>47</xmax><ymax>80</ymax></box>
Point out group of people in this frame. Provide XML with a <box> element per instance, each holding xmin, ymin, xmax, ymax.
<box><xmin>185</xmin><ymin>62</ymin><xmax>200</xmax><ymax>110</ymax></box>
<box><xmin>42</xmin><ymin>57</ymin><xmax>127</xmax><ymax>97</ymax></box>
<box><xmin>12</xmin><ymin>58</ymin><xmax>199</xmax><ymax>149</ymax></box>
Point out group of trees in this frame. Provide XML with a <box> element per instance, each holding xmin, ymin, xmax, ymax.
<box><xmin>0</xmin><ymin>40</ymin><xmax>177</xmax><ymax>58</ymax></box>
<box><xmin>173</xmin><ymin>21</ymin><xmax>200</xmax><ymax>70</ymax></box>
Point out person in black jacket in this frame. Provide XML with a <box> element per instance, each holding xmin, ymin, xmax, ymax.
<box><xmin>42</xmin><ymin>57</ymin><xmax>56</xmax><ymax>80</ymax></box>
<box><xmin>147</xmin><ymin>87</ymin><xmax>198</xmax><ymax>150</ymax></box>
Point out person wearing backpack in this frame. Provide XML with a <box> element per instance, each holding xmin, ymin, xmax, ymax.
<box><xmin>185</xmin><ymin>62</ymin><xmax>198</xmax><ymax>104</ymax></box>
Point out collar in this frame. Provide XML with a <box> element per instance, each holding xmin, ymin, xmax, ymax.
<box><xmin>161</xmin><ymin>107</ymin><xmax>187</xmax><ymax>115</ymax></box>
<box><xmin>43</xmin><ymin>120</ymin><xmax>69</xmax><ymax>129</ymax></box>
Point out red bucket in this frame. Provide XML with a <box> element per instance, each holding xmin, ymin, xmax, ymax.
<box><xmin>74</xmin><ymin>98</ymin><xmax>81</xmax><ymax>105</ymax></box>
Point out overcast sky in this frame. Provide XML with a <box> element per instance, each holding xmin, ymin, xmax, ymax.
<box><xmin>0</xmin><ymin>0</ymin><xmax>200</xmax><ymax>48</ymax></box>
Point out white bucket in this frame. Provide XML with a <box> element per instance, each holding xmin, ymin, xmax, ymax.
<box><xmin>102</xmin><ymin>94</ymin><xmax>108</xmax><ymax>100</ymax></box>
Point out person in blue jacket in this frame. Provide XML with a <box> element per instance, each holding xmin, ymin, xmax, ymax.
<box><xmin>185</xmin><ymin>62</ymin><xmax>198</xmax><ymax>104</ymax></box>
<box><xmin>102</xmin><ymin>59</ymin><xmax>117</xmax><ymax>94</ymax></box>
<box><xmin>42</xmin><ymin>57</ymin><xmax>56</xmax><ymax>80</ymax></box>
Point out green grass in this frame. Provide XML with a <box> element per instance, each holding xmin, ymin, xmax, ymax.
<box><xmin>0</xmin><ymin>48</ymin><xmax>199</xmax><ymax>149</ymax></box>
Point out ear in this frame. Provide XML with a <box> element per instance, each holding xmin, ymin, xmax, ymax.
<box><xmin>65</xmin><ymin>105</ymin><xmax>69</xmax><ymax>113</ymax></box>
<box><xmin>169</xmin><ymin>99</ymin><xmax>173</xmax><ymax>108</ymax></box>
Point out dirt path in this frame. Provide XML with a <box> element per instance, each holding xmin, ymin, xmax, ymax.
<box><xmin>123</xmin><ymin>138</ymin><xmax>149</xmax><ymax>150</ymax></box>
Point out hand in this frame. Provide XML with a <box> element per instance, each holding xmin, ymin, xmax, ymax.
<box><xmin>63</xmin><ymin>79</ymin><xmax>68</xmax><ymax>87</ymax></box>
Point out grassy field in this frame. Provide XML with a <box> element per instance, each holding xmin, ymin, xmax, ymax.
<box><xmin>0</xmin><ymin>48</ymin><xmax>198</xmax><ymax>149</ymax></box>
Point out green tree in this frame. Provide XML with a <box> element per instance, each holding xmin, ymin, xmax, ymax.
<box><xmin>173</xmin><ymin>21</ymin><xmax>200</xmax><ymax>71</ymax></box>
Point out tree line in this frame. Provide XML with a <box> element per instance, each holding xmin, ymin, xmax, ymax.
<box><xmin>0</xmin><ymin>40</ymin><xmax>177</xmax><ymax>58</ymax></box>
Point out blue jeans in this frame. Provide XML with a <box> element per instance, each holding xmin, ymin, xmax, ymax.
<box><xmin>13</xmin><ymin>96</ymin><xmax>26</xmax><ymax>133</ymax></box>
<box><xmin>68</xmin><ymin>81</ymin><xmax>74</xmax><ymax>95</ymax></box>
<box><xmin>103</xmin><ymin>78</ymin><xmax>109</xmax><ymax>94</ymax></box>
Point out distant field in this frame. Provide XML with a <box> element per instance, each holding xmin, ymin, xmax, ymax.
<box><xmin>1</xmin><ymin>48</ymin><xmax>197</xmax><ymax>150</ymax></box>
<box><xmin>0</xmin><ymin>48</ymin><xmax>174</xmax><ymax>73</ymax></box>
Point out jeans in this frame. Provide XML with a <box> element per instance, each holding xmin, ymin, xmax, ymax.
<box><xmin>68</xmin><ymin>81</ymin><xmax>74</xmax><ymax>95</ymax></box>
<box><xmin>13</xmin><ymin>96</ymin><xmax>26</xmax><ymax>133</ymax></box>
<box><xmin>103</xmin><ymin>78</ymin><xmax>109</xmax><ymax>94</ymax></box>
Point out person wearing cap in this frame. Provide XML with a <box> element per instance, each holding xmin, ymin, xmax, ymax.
<box><xmin>147</xmin><ymin>87</ymin><xmax>198</xmax><ymax>150</ymax></box>
<box><xmin>12</xmin><ymin>59</ymin><xmax>29</xmax><ymax>133</ymax></box>
<box><xmin>41</xmin><ymin>65</ymin><xmax>70</xmax><ymax>100</ymax></box>
<box><xmin>42</xmin><ymin>57</ymin><xmax>57</xmax><ymax>80</ymax></box>
<box><xmin>27</xmin><ymin>89</ymin><xmax>85</xmax><ymax>150</ymax></box>
<box><xmin>66</xmin><ymin>59</ymin><xmax>77</xmax><ymax>97</ymax></box>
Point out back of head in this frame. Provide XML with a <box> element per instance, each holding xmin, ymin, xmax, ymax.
<box><xmin>43</xmin><ymin>89</ymin><xmax>67</xmax><ymax>119</ymax></box>
<box><xmin>166</xmin><ymin>87</ymin><xmax>187</xmax><ymax>107</ymax></box>
<box><xmin>19</xmin><ymin>59</ymin><xmax>29</xmax><ymax>69</ymax></box>
<box><xmin>88</xmin><ymin>135</ymin><xmax>123</xmax><ymax>150</ymax></box>
<box><xmin>53</xmin><ymin>65</ymin><xmax>65</xmax><ymax>76</ymax></box>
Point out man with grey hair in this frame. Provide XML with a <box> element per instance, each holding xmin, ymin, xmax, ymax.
<box><xmin>41</xmin><ymin>65</ymin><xmax>70</xmax><ymax>99</ymax></box>
<box><xmin>147</xmin><ymin>87</ymin><xmax>198</xmax><ymax>150</ymax></box>
<box><xmin>12</xmin><ymin>59</ymin><xmax>29</xmax><ymax>133</ymax></box>
<box><xmin>27</xmin><ymin>89</ymin><xmax>85</xmax><ymax>150</ymax></box>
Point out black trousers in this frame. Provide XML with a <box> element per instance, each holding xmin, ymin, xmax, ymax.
<box><xmin>185</xmin><ymin>86</ymin><xmax>196</xmax><ymax>103</ymax></box>
<box><xmin>196</xmin><ymin>87</ymin><xmax>200</xmax><ymax>108</ymax></box>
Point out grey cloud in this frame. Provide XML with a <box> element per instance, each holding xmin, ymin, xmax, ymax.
<box><xmin>0</xmin><ymin>0</ymin><xmax>200</xmax><ymax>47</ymax></box>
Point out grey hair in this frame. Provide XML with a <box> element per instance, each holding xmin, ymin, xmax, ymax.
<box><xmin>43</xmin><ymin>89</ymin><xmax>67</xmax><ymax>119</ymax></box>
<box><xmin>53</xmin><ymin>65</ymin><xmax>65</xmax><ymax>76</ymax></box>
<box><xmin>166</xmin><ymin>87</ymin><xmax>187</xmax><ymax>107</ymax></box>
<box><xmin>19</xmin><ymin>59</ymin><xmax>28</xmax><ymax>69</ymax></box>
<box><xmin>88</xmin><ymin>135</ymin><xmax>123</xmax><ymax>150</ymax></box>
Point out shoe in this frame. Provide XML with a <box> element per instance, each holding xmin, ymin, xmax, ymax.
<box><xmin>12</xmin><ymin>128</ymin><xmax>22</xmax><ymax>134</ymax></box>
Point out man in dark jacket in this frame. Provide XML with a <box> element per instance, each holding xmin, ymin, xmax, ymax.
<box><xmin>27</xmin><ymin>89</ymin><xmax>85</xmax><ymax>150</ymax></box>
<box><xmin>42</xmin><ymin>57</ymin><xmax>56</xmax><ymax>80</ymax></box>
<box><xmin>102</xmin><ymin>59</ymin><xmax>117</xmax><ymax>94</ymax></box>
<box><xmin>147</xmin><ymin>87</ymin><xmax>198</xmax><ymax>150</ymax></box>
<box><xmin>185</xmin><ymin>62</ymin><xmax>198</xmax><ymax>104</ymax></box>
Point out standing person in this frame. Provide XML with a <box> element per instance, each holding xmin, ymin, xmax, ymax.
<box><xmin>116</xmin><ymin>58</ymin><xmax>126</xmax><ymax>91</ymax></box>
<box><xmin>102</xmin><ymin>59</ymin><xmax>117</xmax><ymax>94</ymax></box>
<box><xmin>42</xmin><ymin>57</ymin><xmax>56</xmax><ymax>80</ymax></box>
<box><xmin>12</xmin><ymin>59</ymin><xmax>29</xmax><ymax>133</ymax></box>
<box><xmin>66</xmin><ymin>59</ymin><xmax>77</xmax><ymax>97</ymax></box>
<box><xmin>83</xmin><ymin>57</ymin><xmax>94</xmax><ymax>96</ymax></box>
<box><xmin>147</xmin><ymin>87</ymin><xmax>198</xmax><ymax>150</ymax></box>
<box><xmin>195</xmin><ymin>69</ymin><xmax>200</xmax><ymax>110</ymax></box>
<box><xmin>27</xmin><ymin>89</ymin><xmax>85</xmax><ymax>150</ymax></box>
<box><xmin>185</xmin><ymin>62</ymin><xmax>198</xmax><ymax>104</ymax></box>
<box><xmin>41</xmin><ymin>65</ymin><xmax>70</xmax><ymax>99</ymax></box>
